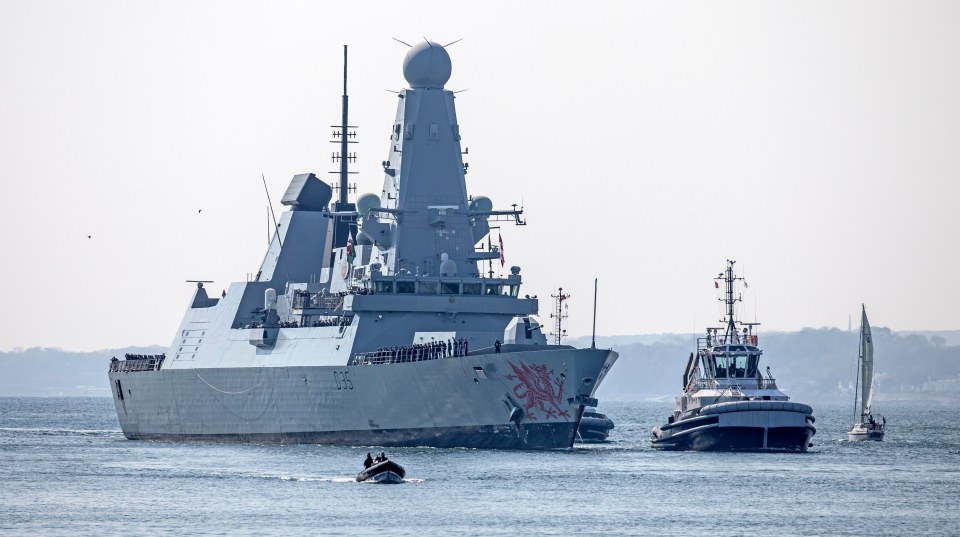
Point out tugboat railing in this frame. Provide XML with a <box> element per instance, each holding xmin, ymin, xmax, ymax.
<box><xmin>690</xmin><ymin>377</ymin><xmax>778</xmax><ymax>391</ymax></box>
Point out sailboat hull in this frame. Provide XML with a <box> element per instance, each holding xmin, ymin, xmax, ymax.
<box><xmin>847</xmin><ymin>431</ymin><xmax>884</xmax><ymax>441</ymax></box>
<box><xmin>847</xmin><ymin>423</ymin><xmax>884</xmax><ymax>442</ymax></box>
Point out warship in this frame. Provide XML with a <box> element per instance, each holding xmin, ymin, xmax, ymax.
<box><xmin>650</xmin><ymin>260</ymin><xmax>816</xmax><ymax>451</ymax></box>
<box><xmin>107</xmin><ymin>42</ymin><xmax>618</xmax><ymax>449</ymax></box>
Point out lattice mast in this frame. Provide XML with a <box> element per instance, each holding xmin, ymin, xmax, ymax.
<box><xmin>550</xmin><ymin>288</ymin><xmax>570</xmax><ymax>345</ymax></box>
<box><xmin>716</xmin><ymin>259</ymin><xmax>745</xmax><ymax>344</ymax></box>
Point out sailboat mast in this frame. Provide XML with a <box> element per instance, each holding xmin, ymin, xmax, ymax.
<box><xmin>853</xmin><ymin>314</ymin><xmax>862</xmax><ymax>422</ymax></box>
<box><xmin>860</xmin><ymin>304</ymin><xmax>874</xmax><ymax>417</ymax></box>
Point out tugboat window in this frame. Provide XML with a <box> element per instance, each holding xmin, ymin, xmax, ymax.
<box><xmin>733</xmin><ymin>354</ymin><xmax>748</xmax><ymax>378</ymax></box>
<box><xmin>714</xmin><ymin>355</ymin><xmax>732</xmax><ymax>377</ymax></box>
<box><xmin>746</xmin><ymin>354</ymin><xmax>759</xmax><ymax>378</ymax></box>
<box><xmin>704</xmin><ymin>355</ymin><xmax>717</xmax><ymax>377</ymax></box>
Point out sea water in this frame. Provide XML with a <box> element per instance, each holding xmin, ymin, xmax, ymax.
<box><xmin>0</xmin><ymin>397</ymin><xmax>957</xmax><ymax>536</ymax></box>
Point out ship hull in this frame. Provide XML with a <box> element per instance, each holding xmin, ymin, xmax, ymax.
<box><xmin>109</xmin><ymin>347</ymin><xmax>615</xmax><ymax>450</ymax></box>
<box><xmin>651</xmin><ymin>401</ymin><xmax>816</xmax><ymax>452</ymax></box>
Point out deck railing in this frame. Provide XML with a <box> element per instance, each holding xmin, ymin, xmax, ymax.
<box><xmin>351</xmin><ymin>340</ymin><xmax>469</xmax><ymax>366</ymax></box>
<box><xmin>109</xmin><ymin>354</ymin><xmax>166</xmax><ymax>373</ymax></box>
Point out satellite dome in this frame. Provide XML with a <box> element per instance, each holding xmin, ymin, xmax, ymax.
<box><xmin>403</xmin><ymin>41</ymin><xmax>452</xmax><ymax>88</ymax></box>
<box><xmin>356</xmin><ymin>193</ymin><xmax>381</xmax><ymax>216</ymax></box>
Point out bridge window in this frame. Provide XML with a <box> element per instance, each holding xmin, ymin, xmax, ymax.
<box><xmin>441</xmin><ymin>281</ymin><xmax>460</xmax><ymax>294</ymax></box>
<box><xmin>396</xmin><ymin>281</ymin><xmax>415</xmax><ymax>294</ymax></box>
<box><xmin>484</xmin><ymin>284</ymin><xmax>502</xmax><ymax>296</ymax></box>
<box><xmin>418</xmin><ymin>281</ymin><xmax>439</xmax><ymax>294</ymax></box>
<box><xmin>506</xmin><ymin>284</ymin><xmax>519</xmax><ymax>297</ymax></box>
<box><xmin>375</xmin><ymin>281</ymin><xmax>394</xmax><ymax>293</ymax></box>
<box><xmin>462</xmin><ymin>282</ymin><xmax>481</xmax><ymax>295</ymax></box>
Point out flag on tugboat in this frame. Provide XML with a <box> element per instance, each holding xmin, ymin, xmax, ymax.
<box><xmin>498</xmin><ymin>233</ymin><xmax>505</xmax><ymax>267</ymax></box>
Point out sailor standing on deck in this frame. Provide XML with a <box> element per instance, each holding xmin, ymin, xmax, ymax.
<box><xmin>495</xmin><ymin>339</ymin><xmax>501</xmax><ymax>353</ymax></box>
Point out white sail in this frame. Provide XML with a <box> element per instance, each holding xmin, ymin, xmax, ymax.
<box><xmin>860</xmin><ymin>306</ymin><xmax>874</xmax><ymax>416</ymax></box>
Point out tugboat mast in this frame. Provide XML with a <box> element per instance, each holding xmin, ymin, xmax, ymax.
<box><xmin>716</xmin><ymin>259</ymin><xmax>744</xmax><ymax>344</ymax></box>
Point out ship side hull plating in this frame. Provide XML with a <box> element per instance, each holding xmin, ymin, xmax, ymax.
<box><xmin>110</xmin><ymin>348</ymin><xmax>615</xmax><ymax>449</ymax></box>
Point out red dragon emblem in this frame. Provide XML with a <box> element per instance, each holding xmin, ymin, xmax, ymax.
<box><xmin>506</xmin><ymin>361</ymin><xmax>569</xmax><ymax>421</ymax></box>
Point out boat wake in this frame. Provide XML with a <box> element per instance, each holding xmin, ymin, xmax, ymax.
<box><xmin>0</xmin><ymin>427</ymin><xmax>119</xmax><ymax>437</ymax></box>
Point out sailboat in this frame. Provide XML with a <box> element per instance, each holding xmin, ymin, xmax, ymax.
<box><xmin>848</xmin><ymin>305</ymin><xmax>886</xmax><ymax>441</ymax></box>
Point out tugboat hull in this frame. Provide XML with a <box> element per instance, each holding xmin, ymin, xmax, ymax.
<box><xmin>652</xmin><ymin>401</ymin><xmax>816</xmax><ymax>452</ymax></box>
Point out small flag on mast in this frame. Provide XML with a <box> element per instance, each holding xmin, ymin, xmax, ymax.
<box><xmin>714</xmin><ymin>281</ymin><xmax>719</xmax><ymax>289</ymax></box>
<box><xmin>498</xmin><ymin>233</ymin><xmax>505</xmax><ymax>267</ymax></box>
<box><xmin>346</xmin><ymin>234</ymin><xmax>355</xmax><ymax>265</ymax></box>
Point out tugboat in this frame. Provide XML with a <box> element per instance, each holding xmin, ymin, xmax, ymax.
<box><xmin>848</xmin><ymin>305</ymin><xmax>885</xmax><ymax>441</ymax></box>
<box><xmin>651</xmin><ymin>260</ymin><xmax>816</xmax><ymax>451</ymax></box>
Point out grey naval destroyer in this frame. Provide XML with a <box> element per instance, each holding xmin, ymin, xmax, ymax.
<box><xmin>108</xmin><ymin>42</ymin><xmax>618</xmax><ymax>449</ymax></box>
<box><xmin>651</xmin><ymin>260</ymin><xmax>816</xmax><ymax>451</ymax></box>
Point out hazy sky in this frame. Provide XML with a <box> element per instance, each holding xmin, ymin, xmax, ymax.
<box><xmin>1</xmin><ymin>1</ymin><xmax>958</xmax><ymax>351</ymax></box>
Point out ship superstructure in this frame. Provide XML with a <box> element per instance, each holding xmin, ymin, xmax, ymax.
<box><xmin>107</xmin><ymin>42</ymin><xmax>617</xmax><ymax>449</ymax></box>
<box><xmin>650</xmin><ymin>260</ymin><xmax>816</xmax><ymax>451</ymax></box>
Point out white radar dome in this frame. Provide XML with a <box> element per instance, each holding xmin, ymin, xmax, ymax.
<box><xmin>356</xmin><ymin>193</ymin><xmax>381</xmax><ymax>216</ymax></box>
<box><xmin>403</xmin><ymin>41</ymin><xmax>452</xmax><ymax>88</ymax></box>
<box><xmin>469</xmin><ymin>196</ymin><xmax>493</xmax><ymax>217</ymax></box>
